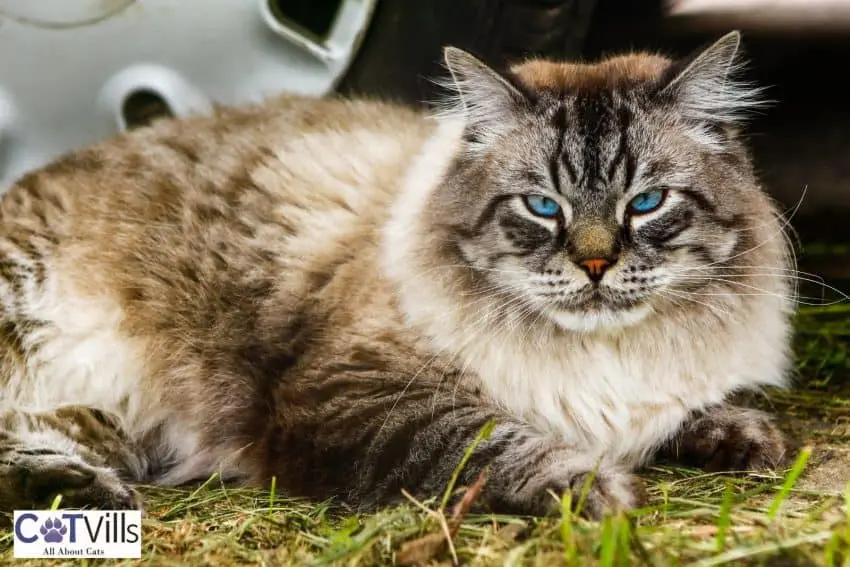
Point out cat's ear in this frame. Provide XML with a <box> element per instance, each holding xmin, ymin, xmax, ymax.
<box><xmin>659</xmin><ymin>31</ymin><xmax>762</xmax><ymax>124</ymax></box>
<box><xmin>441</xmin><ymin>47</ymin><xmax>529</xmax><ymax>145</ymax></box>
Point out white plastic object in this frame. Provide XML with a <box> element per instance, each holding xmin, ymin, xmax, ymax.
<box><xmin>0</xmin><ymin>0</ymin><xmax>377</xmax><ymax>190</ymax></box>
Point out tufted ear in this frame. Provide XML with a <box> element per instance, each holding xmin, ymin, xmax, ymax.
<box><xmin>660</xmin><ymin>31</ymin><xmax>763</xmax><ymax>125</ymax></box>
<box><xmin>441</xmin><ymin>47</ymin><xmax>530</xmax><ymax>146</ymax></box>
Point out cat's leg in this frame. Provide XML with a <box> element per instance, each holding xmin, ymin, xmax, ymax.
<box><xmin>261</xmin><ymin>378</ymin><xmax>645</xmax><ymax>519</ymax></box>
<box><xmin>655</xmin><ymin>405</ymin><xmax>789</xmax><ymax>472</ymax></box>
<box><xmin>0</xmin><ymin>405</ymin><xmax>144</xmax><ymax>512</ymax></box>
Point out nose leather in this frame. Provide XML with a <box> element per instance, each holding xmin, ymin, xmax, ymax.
<box><xmin>578</xmin><ymin>258</ymin><xmax>611</xmax><ymax>279</ymax></box>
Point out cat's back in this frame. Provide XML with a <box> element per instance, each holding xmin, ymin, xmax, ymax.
<box><xmin>1</xmin><ymin>95</ymin><xmax>432</xmax><ymax>291</ymax></box>
<box><xmin>0</xmin><ymin>94</ymin><xmax>431</xmax><ymax>412</ymax></box>
<box><xmin>3</xmin><ymin>95</ymin><xmax>431</xmax><ymax>236</ymax></box>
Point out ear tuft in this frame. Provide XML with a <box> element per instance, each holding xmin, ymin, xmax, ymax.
<box><xmin>661</xmin><ymin>31</ymin><xmax>765</xmax><ymax>125</ymax></box>
<box><xmin>437</xmin><ymin>47</ymin><xmax>528</xmax><ymax>146</ymax></box>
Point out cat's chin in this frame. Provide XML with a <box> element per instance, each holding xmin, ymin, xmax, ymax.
<box><xmin>546</xmin><ymin>304</ymin><xmax>653</xmax><ymax>334</ymax></box>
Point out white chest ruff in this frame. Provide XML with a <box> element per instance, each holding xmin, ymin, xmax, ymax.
<box><xmin>453</xmin><ymin>303</ymin><xmax>790</xmax><ymax>465</ymax></box>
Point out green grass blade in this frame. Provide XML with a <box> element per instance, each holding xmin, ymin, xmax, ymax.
<box><xmin>439</xmin><ymin>420</ymin><xmax>496</xmax><ymax>511</ymax></box>
<box><xmin>598</xmin><ymin>515</ymin><xmax>617</xmax><ymax>567</ymax></box>
<box><xmin>575</xmin><ymin>468</ymin><xmax>598</xmax><ymax>517</ymax></box>
<box><xmin>617</xmin><ymin>514</ymin><xmax>632</xmax><ymax>566</ymax></box>
<box><xmin>268</xmin><ymin>475</ymin><xmax>277</xmax><ymax>518</ymax></box>
<box><xmin>49</xmin><ymin>494</ymin><xmax>63</xmax><ymax>511</ymax></box>
<box><xmin>767</xmin><ymin>446</ymin><xmax>812</xmax><ymax>520</ymax></box>
<box><xmin>561</xmin><ymin>491</ymin><xmax>577</xmax><ymax>565</ymax></box>
<box><xmin>715</xmin><ymin>481</ymin><xmax>734</xmax><ymax>552</ymax></box>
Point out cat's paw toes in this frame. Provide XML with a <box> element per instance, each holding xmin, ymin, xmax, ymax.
<box><xmin>568</xmin><ymin>468</ymin><xmax>646</xmax><ymax>519</ymax></box>
<box><xmin>673</xmin><ymin>407</ymin><xmax>788</xmax><ymax>473</ymax></box>
<box><xmin>504</xmin><ymin>461</ymin><xmax>644</xmax><ymax>519</ymax></box>
<box><xmin>61</xmin><ymin>467</ymin><xmax>142</xmax><ymax>510</ymax></box>
<box><xmin>0</xmin><ymin>452</ymin><xmax>141</xmax><ymax>511</ymax></box>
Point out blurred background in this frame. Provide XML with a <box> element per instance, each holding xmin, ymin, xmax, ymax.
<box><xmin>0</xmin><ymin>0</ymin><xmax>846</xmax><ymax>283</ymax></box>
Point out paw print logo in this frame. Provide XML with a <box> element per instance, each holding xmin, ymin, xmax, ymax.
<box><xmin>39</xmin><ymin>517</ymin><xmax>67</xmax><ymax>543</ymax></box>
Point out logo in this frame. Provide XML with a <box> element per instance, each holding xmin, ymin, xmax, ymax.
<box><xmin>13</xmin><ymin>510</ymin><xmax>142</xmax><ymax>559</ymax></box>
<box><xmin>39</xmin><ymin>517</ymin><xmax>68</xmax><ymax>543</ymax></box>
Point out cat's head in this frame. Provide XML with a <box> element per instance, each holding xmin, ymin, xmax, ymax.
<box><xmin>415</xmin><ymin>32</ymin><xmax>789</xmax><ymax>334</ymax></box>
<box><xmin>388</xmin><ymin>32</ymin><xmax>789</xmax><ymax>335</ymax></box>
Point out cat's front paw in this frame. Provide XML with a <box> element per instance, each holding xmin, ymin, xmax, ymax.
<box><xmin>0</xmin><ymin>451</ymin><xmax>141</xmax><ymax>511</ymax></box>
<box><xmin>491</xmin><ymin>453</ymin><xmax>645</xmax><ymax>519</ymax></box>
<box><xmin>662</xmin><ymin>406</ymin><xmax>789</xmax><ymax>472</ymax></box>
<box><xmin>562</xmin><ymin>467</ymin><xmax>646</xmax><ymax>519</ymax></box>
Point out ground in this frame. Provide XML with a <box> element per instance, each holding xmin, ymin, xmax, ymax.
<box><xmin>0</xmin><ymin>239</ymin><xmax>848</xmax><ymax>566</ymax></box>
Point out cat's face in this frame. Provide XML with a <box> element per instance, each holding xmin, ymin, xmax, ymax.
<box><xmin>429</xmin><ymin>33</ymin><xmax>769</xmax><ymax>333</ymax></box>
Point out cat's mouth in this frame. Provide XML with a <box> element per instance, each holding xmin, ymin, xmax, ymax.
<box><xmin>541</xmin><ymin>287</ymin><xmax>653</xmax><ymax>332</ymax></box>
<box><xmin>553</xmin><ymin>285</ymin><xmax>645</xmax><ymax>310</ymax></box>
<box><xmin>546</xmin><ymin>301</ymin><xmax>653</xmax><ymax>333</ymax></box>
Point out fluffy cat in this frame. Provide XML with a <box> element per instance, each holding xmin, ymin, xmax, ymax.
<box><xmin>0</xmin><ymin>31</ymin><xmax>792</xmax><ymax>518</ymax></box>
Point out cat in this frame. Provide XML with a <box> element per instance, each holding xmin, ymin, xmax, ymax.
<box><xmin>0</xmin><ymin>31</ymin><xmax>792</xmax><ymax>519</ymax></box>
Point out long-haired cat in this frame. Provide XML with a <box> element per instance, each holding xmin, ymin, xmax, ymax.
<box><xmin>0</xmin><ymin>31</ymin><xmax>792</xmax><ymax>517</ymax></box>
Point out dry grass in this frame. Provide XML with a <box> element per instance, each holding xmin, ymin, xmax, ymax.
<box><xmin>0</xmin><ymin>249</ymin><xmax>848</xmax><ymax>566</ymax></box>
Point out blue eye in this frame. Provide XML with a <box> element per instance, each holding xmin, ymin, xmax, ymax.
<box><xmin>524</xmin><ymin>195</ymin><xmax>561</xmax><ymax>218</ymax></box>
<box><xmin>628</xmin><ymin>189</ymin><xmax>667</xmax><ymax>214</ymax></box>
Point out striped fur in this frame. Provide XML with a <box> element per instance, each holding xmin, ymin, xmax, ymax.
<box><xmin>0</xmin><ymin>32</ymin><xmax>791</xmax><ymax>518</ymax></box>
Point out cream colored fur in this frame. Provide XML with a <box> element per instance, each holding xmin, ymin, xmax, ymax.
<box><xmin>0</xmin><ymin>38</ymin><xmax>793</xmax><ymax>515</ymax></box>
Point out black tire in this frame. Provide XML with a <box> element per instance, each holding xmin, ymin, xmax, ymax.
<box><xmin>338</xmin><ymin>0</ymin><xmax>599</xmax><ymax>106</ymax></box>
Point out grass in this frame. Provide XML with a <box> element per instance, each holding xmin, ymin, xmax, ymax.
<box><xmin>1</xmin><ymin>258</ymin><xmax>848</xmax><ymax>566</ymax></box>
